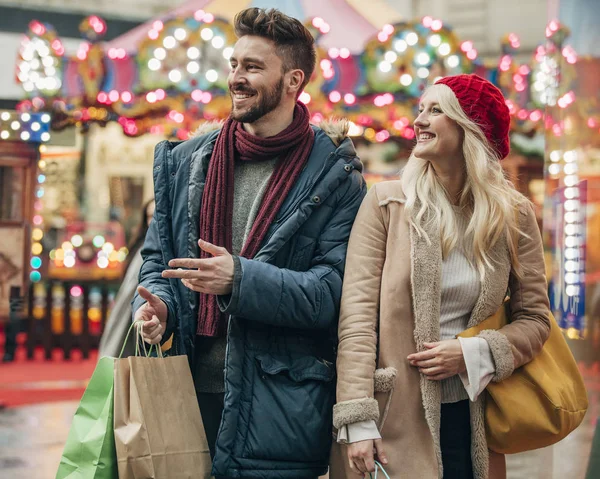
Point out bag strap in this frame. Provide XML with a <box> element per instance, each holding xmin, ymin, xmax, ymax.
<box><xmin>119</xmin><ymin>320</ymin><xmax>163</xmax><ymax>359</ymax></box>
<box><xmin>369</xmin><ymin>461</ymin><xmax>391</xmax><ymax>479</ymax></box>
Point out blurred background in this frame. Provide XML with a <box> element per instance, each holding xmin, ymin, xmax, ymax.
<box><xmin>0</xmin><ymin>0</ymin><xmax>598</xmax><ymax>477</ymax></box>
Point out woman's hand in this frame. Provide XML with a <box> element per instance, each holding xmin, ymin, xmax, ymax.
<box><xmin>407</xmin><ymin>339</ymin><xmax>466</xmax><ymax>380</ymax></box>
<box><xmin>347</xmin><ymin>438</ymin><xmax>388</xmax><ymax>475</ymax></box>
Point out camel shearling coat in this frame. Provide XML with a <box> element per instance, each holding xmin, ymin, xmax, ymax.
<box><xmin>329</xmin><ymin>180</ymin><xmax>551</xmax><ymax>479</ymax></box>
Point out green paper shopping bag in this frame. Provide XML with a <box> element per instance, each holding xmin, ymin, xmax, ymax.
<box><xmin>56</xmin><ymin>356</ymin><xmax>118</xmax><ymax>479</ymax></box>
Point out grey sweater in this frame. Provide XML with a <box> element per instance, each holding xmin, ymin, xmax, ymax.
<box><xmin>440</xmin><ymin>208</ymin><xmax>481</xmax><ymax>403</ymax></box>
<box><xmin>194</xmin><ymin>158</ymin><xmax>277</xmax><ymax>393</ymax></box>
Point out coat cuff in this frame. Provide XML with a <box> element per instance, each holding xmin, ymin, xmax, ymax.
<box><xmin>217</xmin><ymin>255</ymin><xmax>242</xmax><ymax>314</ymax></box>
<box><xmin>374</xmin><ymin>367</ymin><xmax>397</xmax><ymax>393</ymax></box>
<box><xmin>333</xmin><ymin>398</ymin><xmax>380</xmax><ymax>429</ymax></box>
<box><xmin>478</xmin><ymin>329</ymin><xmax>515</xmax><ymax>382</ymax></box>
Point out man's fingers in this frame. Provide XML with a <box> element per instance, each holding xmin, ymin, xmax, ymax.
<box><xmin>137</xmin><ymin>285</ymin><xmax>161</xmax><ymax>306</ymax></box>
<box><xmin>167</xmin><ymin>258</ymin><xmax>205</xmax><ymax>269</ymax></box>
<box><xmin>198</xmin><ymin>238</ymin><xmax>228</xmax><ymax>256</ymax></box>
<box><xmin>162</xmin><ymin>268</ymin><xmax>204</xmax><ymax>279</ymax></box>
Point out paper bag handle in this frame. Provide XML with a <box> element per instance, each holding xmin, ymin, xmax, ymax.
<box><xmin>119</xmin><ymin>320</ymin><xmax>164</xmax><ymax>359</ymax></box>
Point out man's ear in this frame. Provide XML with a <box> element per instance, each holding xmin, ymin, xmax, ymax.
<box><xmin>287</xmin><ymin>69</ymin><xmax>305</xmax><ymax>96</ymax></box>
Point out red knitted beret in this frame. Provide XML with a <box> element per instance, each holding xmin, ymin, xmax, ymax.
<box><xmin>435</xmin><ymin>74</ymin><xmax>511</xmax><ymax>159</ymax></box>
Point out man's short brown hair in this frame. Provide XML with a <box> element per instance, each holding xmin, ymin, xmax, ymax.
<box><xmin>234</xmin><ymin>8</ymin><xmax>316</xmax><ymax>92</ymax></box>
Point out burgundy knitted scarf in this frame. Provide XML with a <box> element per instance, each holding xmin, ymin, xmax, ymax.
<box><xmin>197</xmin><ymin>102</ymin><xmax>315</xmax><ymax>337</ymax></box>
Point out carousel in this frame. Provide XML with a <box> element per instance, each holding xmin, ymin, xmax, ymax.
<box><xmin>5</xmin><ymin>0</ymin><xmax>599</xmax><ymax>354</ymax></box>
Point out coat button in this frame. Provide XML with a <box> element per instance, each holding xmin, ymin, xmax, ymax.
<box><xmin>312</xmin><ymin>196</ymin><xmax>321</xmax><ymax>203</ymax></box>
<box><xmin>344</xmin><ymin>164</ymin><xmax>352</xmax><ymax>172</ymax></box>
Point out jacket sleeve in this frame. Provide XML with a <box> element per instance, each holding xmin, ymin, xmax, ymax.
<box><xmin>332</xmin><ymin>186</ymin><xmax>388</xmax><ymax>429</ymax></box>
<box><xmin>219</xmin><ymin>171</ymin><xmax>366</xmax><ymax>330</ymax></box>
<box><xmin>131</xmin><ymin>217</ymin><xmax>177</xmax><ymax>342</ymax></box>
<box><xmin>478</xmin><ymin>202</ymin><xmax>551</xmax><ymax>382</ymax></box>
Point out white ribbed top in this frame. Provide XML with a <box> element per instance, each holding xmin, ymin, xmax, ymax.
<box><xmin>440</xmin><ymin>208</ymin><xmax>481</xmax><ymax>403</ymax></box>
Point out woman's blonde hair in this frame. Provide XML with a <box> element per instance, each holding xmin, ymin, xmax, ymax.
<box><xmin>401</xmin><ymin>83</ymin><xmax>528</xmax><ymax>278</ymax></box>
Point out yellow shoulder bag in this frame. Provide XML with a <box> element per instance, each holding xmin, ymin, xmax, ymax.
<box><xmin>459</xmin><ymin>304</ymin><xmax>588</xmax><ymax>454</ymax></box>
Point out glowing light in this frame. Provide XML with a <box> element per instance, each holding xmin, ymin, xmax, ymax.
<box><xmin>564</xmin><ymin>163</ymin><xmax>578</xmax><ymax>175</ymax></box>
<box><xmin>32</xmin><ymin>228</ymin><xmax>44</xmax><ymax>241</ymax></box>
<box><xmin>187</xmin><ymin>62</ymin><xmax>200</xmax><ymax>74</ymax></box>
<box><xmin>97</xmin><ymin>257</ymin><xmax>109</xmax><ymax>269</ymax></box>
<box><xmin>384</xmin><ymin>51</ymin><xmax>397</xmax><ymax>63</ymax></box>
<box><xmin>102</xmin><ymin>242</ymin><xmax>115</xmax><ymax>254</ymax></box>
<box><xmin>299</xmin><ymin>92</ymin><xmax>311</xmax><ymax>104</ymax></box>
<box><xmin>329</xmin><ymin>91</ymin><xmax>341</xmax><ymax>103</ymax></box>
<box><xmin>70</xmin><ymin>285</ymin><xmax>83</xmax><ymax>297</ymax></box>
<box><xmin>30</xmin><ymin>271</ymin><xmax>41</xmax><ymax>282</ymax></box>
<box><xmin>428</xmin><ymin>34</ymin><xmax>441</xmax><ymax>47</ymax></box>
<box><xmin>344</xmin><ymin>93</ymin><xmax>356</xmax><ymax>105</ymax></box>
<box><xmin>565</xmin><ymin>212</ymin><xmax>578</xmax><ymax>223</ymax></box>
<box><xmin>174</xmin><ymin>28</ymin><xmax>187</xmax><ymax>41</ymax></box>
<box><xmin>154</xmin><ymin>48</ymin><xmax>167</xmax><ymax>60</ymax></box>
<box><xmin>21</xmin><ymin>132</ymin><xmax>31</xmax><ymax>141</ymax></box>
<box><xmin>206</xmin><ymin>69</ymin><xmax>218</xmax><ymax>82</ymax></box>
<box><xmin>109</xmin><ymin>90</ymin><xmax>119</xmax><ymax>102</ymax></box>
<box><xmin>417</xmin><ymin>67</ymin><xmax>430</xmax><ymax>79</ymax></box>
<box><xmin>64</xmin><ymin>256</ymin><xmax>76</xmax><ymax>268</ymax></box>
<box><xmin>41</xmin><ymin>113</ymin><xmax>51</xmax><ymax>123</ymax></box>
<box><xmin>328</xmin><ymin>48</ymin><xmax>340</xmax><ymax>58</ymax></box>
<box><xmin>565</xmin><ymin>285</ymin><xmax>579</xmax><ymax>297</ymax></box>
<box><xmin>0</xmin><ymin>131</ymin><xmax>8</xmax><ymax>140</ymax></box>
<box><xmin>33</xmin><ymin>215</ymin><xmax>43</xmax><ymax>225</ymax></box>
<box><xmin>446</xmin><ymin>55</ymin><xmax>460</xmax><ymax>68</ymax></box>
<box><xmin>400</xmin><ymin>74</ymin><xmax>413</xmax><ymax>86</ymax></box>
<box><xmin>31</xmin><ymin>257</ymin><xmax>42</xmax><ymax>269</ymax></box>
<box><xmin>187</xmin><ymin>47</ymin><xmax>200</xmax><ymax>60</ymax></box>
<box><xmin>564</xmin><ymin>175</ymin><xmax>579</xmax><ymax>187</ymax></box>
<box><xmin>169</xmin><ymin>70</ymin><xmax>182</xmax><ymax>83</ymax></box>
<box><xmin>564</xmin><ymin>187</ymin><xmax>579</xmax><ymax>199</ymax></box>
<box><xmin>93</xmin><ymin>235</ymin><xmax>105</xmax><ymax>248</ymax></box>
<box><xmin>41</xmin><ymin>132</ymin><xmax>50</xmax><ymax>142</ymax></box>
<box><xmin>1</xmin><ymin>112</ymin><xmax>10</xmax><ymax>121</ymax></box>
<box><xmin>416</xmin><ymin>52</ymin><xmax>431</xmax><ymax>65</ymax></box>
<box><xmin>431</xmin><ymin>19</ymin><xmax>443</xmax><ymax>31</ymax></box>
<box><xmin>148</xmin><ymin>58</ymin><xmax>161</xmax><ymax>71</ymax></box>
<box><xmin>379</xmin><ymin>62</ymin><xmax>392</xmax><ymax>73</ymax></box>
<box><xmin>11</xmin><ymin>121</ymin><xmax>20</xmax><ymax>130</ymax></box>
<box><xmin>223</xmin><ymin>47</ymin><xmax>234</xmax><ymax>60</ymax></box>
<box><xmin>70</xmin><ymin>234</ymin><xmax>83</xmax><ymax>247</ymax></box>
<box><xmin>548</xmin><ymin>164</ymin><xmax>560</xmax><ymax>175</ymax></box>
<box><xmin>212</xmin><ymin>36</ymin><xmax>225</xmax><ymax>49</ymax></box>
<box><xmin>32</xmin><ymin>242</ymin><xmax>43</xmax><ymax>255</ymax></box>
<box><xmin>339</xmin><ymin>48</ymin><xmax>350</xmax><ymax>59</ymax></box>
<box><xmin>406</xmin><ymin>32</ymin><xmax>418</xmax><ymax>46</ymax></box>
<box><xmin>163</xmin><ymin>36</ymin><xmax>176</xmax><ymax>49</ymax></box>
<box><xmin>201</xmin><ymin>28</ymin><xmax>214</xmax><ymax>41</ymax></box>
<box><xmin>394</xmin><ymin>39</ymin><xmax>407</xmax><ymax>52</ymax></box>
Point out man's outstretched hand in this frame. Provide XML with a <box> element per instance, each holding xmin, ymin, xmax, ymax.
<box><xmin>134</xmin><ymin>286</ymin><xmax>168</xmax><ymax>345</ymax></box>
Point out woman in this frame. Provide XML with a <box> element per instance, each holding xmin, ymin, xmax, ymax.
<box><xmin>329</xmin><ymin>75</ymin><xmax>550</xmax><ymax>479</ymax></box>
<box><xmin>98</xmin><ymin>198</ymin><xmax>155</xmax><ymax>357</ymax></box>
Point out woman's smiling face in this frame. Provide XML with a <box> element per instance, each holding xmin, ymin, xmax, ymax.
<box><xmin>412</xmin><ymin>88</ymin><xmax>464</xmax><ymax>162</ymax></box>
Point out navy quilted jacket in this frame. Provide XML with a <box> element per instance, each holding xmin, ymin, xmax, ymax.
<box><xmin>133</xmin><ymin>123</ymin><xmax>366</xmax><ymax>478</ymax></box>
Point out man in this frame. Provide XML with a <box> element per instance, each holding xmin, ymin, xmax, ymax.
<box><xmin>133</xmin><ymin>8</ymin><xmax>365</xmax><ymax>478</ymax></box>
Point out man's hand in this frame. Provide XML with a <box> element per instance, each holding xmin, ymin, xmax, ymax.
<box><xmin>407</xmin><ymin>339</ymin><xmax>466</xmax><ymax>380</ymax></box>
<box><xmin>162</xmin><ymin>239</ymin><xmax>234</xmax><ymax>295</ymax></box>
<box><xmin>134</xmin><ymin>286</ymin><xmax>168</xmax><ymax>345</ymax></box>
<box><xmin>347</xmin><ymin>438</ymin><xmax>388</xmax><ymax>475</ymax></box>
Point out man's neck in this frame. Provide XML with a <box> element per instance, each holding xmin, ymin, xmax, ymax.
<box><xmin>242</xmin><ymin>102</ymin><xmax>296</xmax><ymax>138</ymax></box>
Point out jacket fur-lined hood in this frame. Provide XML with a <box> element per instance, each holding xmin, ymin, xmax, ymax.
<box><xmin>189</xmin><ymin>118</ymin><xmax>351</xmax><ymax>148</ymax></box>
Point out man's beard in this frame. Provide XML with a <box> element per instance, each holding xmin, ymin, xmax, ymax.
<box><xmin>230</xmin><ymin>77</ymin><xmax>284</xmax><ymax>123</ymax></box>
